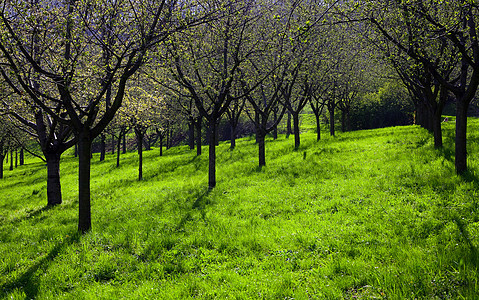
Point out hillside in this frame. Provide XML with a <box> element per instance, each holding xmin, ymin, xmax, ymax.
<box><xmin>1</xmin><ymin>119</ymin><xmax>479</xmax><ymax>299</ymax></box>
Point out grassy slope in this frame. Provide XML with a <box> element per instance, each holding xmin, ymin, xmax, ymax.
<box><xmin>1</xmin><ymin>117</ymin><xmax>479</xmax><ymax>299</ymax></box>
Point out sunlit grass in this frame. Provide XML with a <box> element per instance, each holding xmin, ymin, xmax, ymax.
<box><xmin>1</xmin><ymin>118</ymin><xmax>478</xmax><ymax>299</ymax></box>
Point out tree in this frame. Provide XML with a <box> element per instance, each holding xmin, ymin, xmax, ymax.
<box><xmin>105</xmin><ymin>117</ymin><xmax>130</xmax><ymax>168</ymax></box>
<box><xmin>278</xmin><ymin>1</ymin><xmax>332</xmax><ymax>149</ymax></box>
<box><xmin>368</xmin><ymin>0</ymin><xmax>479</xmax><ymax>173</ymax></box>
<box><xmin>153</xmin><ymin>74</ymin><xmax>203</xmax><ymax>155</ymax></box>
<box><xmin>1</xmin><ymin>92</ymin><xmax>75</xmax><ymax>205</ymax></box>
<box><xmin>122</xmin><ymin>80</ymin><xmax>165</xmax><ymax>181</ymax></box>
<box><xmin>0</xmin><ymin>0</ymin><xmax>205</xmax><ymax>232</ymax></box>
<box><xmin>224</xmin><ymin>83</ymin><xmax>247</xmax><ymax>150</ymax></box>
<box><xmin>391</xmin><ymin>56</ymin><xmax>450</xmax><ymax>148</ymax></box>
<box><xmin>0</xmin><ymin>115</ymin><xmax>15</xmax><ymax>179</ymax></box>
<box><xmin>167</xmin><ymin>0</ymin><xmax>259</xmax><ymax>189</ymax></box>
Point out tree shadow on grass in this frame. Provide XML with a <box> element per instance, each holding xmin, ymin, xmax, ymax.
<box><xmin>0</xmin><ymin>232</ymin><xmax>80</xmax><ymax>299</ymax></box>
<box><xmin>459</xmin><ymin>169</ymin><xmax>479</xmax><ymax>187</ymax></box>
<box><xmin>2</xmin><ymin>205</ymin><xmax>55</xmax><ymax>226</ymax></box>
<box><xmin>453</xmin><ymin>216</ymin><xmax>478</xmax><ymax>270</ymax></box>
<box><xmin>437</xmin><ymin>147</ymin><xmax>455</xmax><ymax>164</ymax></box>
<box><xmin>175</xmin><ymin>189</ymin><xmax>211</xmax><ymax>232</ymax></box>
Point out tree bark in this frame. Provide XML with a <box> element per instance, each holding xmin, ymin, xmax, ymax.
<box><xmin>111</xmin><ymin>134</ymin><xmax>115</xmax><ymax>154</ymax></box>
<box><xmin>329</xmin><ymin>106</ymin><xmax>335</xmax><ymax>136</ymax></box>
<box><xmin>273</xmin><ymin>109</ymin><xmax>278</xmax><ymax>140</ymax></box>
<box><xmin>293</xmin><ymin>113</ymin><xmax>300</xmax><ymax>149</ymax></box>
<box><xmin>426</xmin><ymin>107</ymin><xmax>434</xmax><ymax>132</ymax></box>
<box><xmin>455</xmin><ymin>99</ymin><xmax>469</xmax><ymax>174</ymax></box>
<box><xmin>0</xmin><ymin>155</ymin><xmax>4</xmax><ymax>179</ymax></box>
<box><xmin>230</xmin><ymin>124</ymin><xmax>236</xmax><ymax>149</ymax></box>
<box><xmin>78</xmin><ymin>131</ymin><xmax>92</xmax><ymax>233</ymax></box>
<box><xmin>315</xmin><ymin>113</ymin><xmax>321</xmax><ymax>141</ymax></box>
<box><xmin>19</xmin><ymin>148</ymin><xmax>24</xmax><ymax>165</ymax></box>
<box><xmin>100</xmin><ymin>133</ymin><xmax>106</xmax><ymax>161</ymax></box>
<box><xmin>116</xmin><ymin>134</ymin><xmax>121</xmax><ymax>167</ymax></box>
<box><xmin>215</xmin><ymin>121</ymin><xmax>220</xmax><ymax>146</ymax></box>
<box><xmin>432</xmin><ymin>105</ymin><xmax>443</xmax><ymax>148</ymax></box>
<box><xmin>286</xmin><ymin>111</ymin><xmax>292</xmax><ymax>138</ymax></box>
<box><xmin>15</xmin><ymin>149</ymin><xmax>17</xmax><ymax>168</ymax></box>
<box><xmin>196</xmin><ymin>117</ymin><xmax>202</xmax><ymax>156</ymax></box>
<box><xmin>46</xmin><ymin>152</ymin><xmax>62</xmax><ymax>206</ymax></box>
<box><xmin>136</xmin><ymin>128</ymin><xmax>143</xmax><ymax>181</ymax></box>
<box><xmin>122</xmin><ymin>133</ymin><xmax>126</xmax><ymax>154</ymax></box>
<box><xmin>159</xmin><ymin>134</ymin><xmax>163</xmax><ymax>157</ymax></box>
<box><xmin>258</xmin><ymin>132</ymin><xmax>266</xmax><ymax>167</ymax></box>
<box><xmin>144</xmin><ymin>136</ymin><xmax>151</xmax><ymax>151</ymax></box>
<box><xmin>74</xmin><ymin>143</ymin><xmax>78</xmax><ymax>157</ymax></box>
<box><xmin>188</xmin><ymin>118</ymin><xmax>195</xmax><ymax>150</ymax></box>
<box><xmin>166</xmin><ymin>124</ymin><xmax>171</xmax><ymax>150</ymax></box>
<box><xmin>255</xmin><ymin>111</ymin><xmax>260</xmax><ymax>144</ymax></box>
<box><xmin>9</xmin><ymin>150</ymin><xmax>13</xmax><ymax>171</ymax></box>
<box><xmin>415</xmin><ymin>102</ymin><xmax>426</xmax><ymax>128</ymax></box>
<box><xmin>208</xmin><ymin>119</ymin><xmax>216</xmax><ymax>189</ymax></box>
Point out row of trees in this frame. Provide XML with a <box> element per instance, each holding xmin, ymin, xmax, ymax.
<box><xmin>0</xmin><ymin>0</ymin><xmax>476</xmax><ymax>233</ymax></box>
<box><xmin>363</xmin><ymin>0</ymin><xmax>479</xmax><ymax>173</ymax></box>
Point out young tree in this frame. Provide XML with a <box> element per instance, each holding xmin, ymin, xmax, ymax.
<box><xmin>122</xmin><ymin>81</ymin><xmax>165</xmax><ymax>181</ymax></box>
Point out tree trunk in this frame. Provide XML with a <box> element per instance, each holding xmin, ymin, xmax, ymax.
<box><xmin>341</xmin><ymin>111</ymin><xmax>346</xmax><ymax>132</ymax></box>
<box><xmin>46</xmin><ymin>152</ymin><xmax>62</xmax><ymax>206</ymax></box>
<box><xmin>9</xmin><ymin>150</ymin><xmax>13</xmax><ymax>171</ymax></box>
<box><xmin>0</xmin><ymin>154</ymin><xmax>4</xmax><ymax>179</ymax></box>
<box><xmin>116</xmin><ymin>135</ymin><xmax>121</xmax><ymax>167</ymax></box>
<box><xmin>416</xmin><ymin>102</ymin><xmax>427</xmax><ymax>128</ymax></box>
<box><xmin>100</xmin><ymin>133</ymin><xmax>106</xmax><ymax>161</ymax></box>
<box><xmin>432</xmin><ymin>107</ymin><xmax>443</xmax><ymax>148</ymax></box>
<box><xmin>78</xmin><ymin>131</ymin><xmax>92</xmax><ymax>233</ymax></box>
<box><xmin>159</xmin><ymin>134</ymin><xmax>163</xmax><ymax>157</ymax></box>
<box><xmin>258</xmin><ymin>132</ymin><xmax>266</xmax><ymax>167</ymax></box>
<box><xmin>196</xmin><ymin>117</ymin><xmax>202</xmax><ymax>156</ymax></box>
<box><xmin>136</xmin><ymin>129</ymin><xmax>143</xmax><ymax>181</ymax></box>
<box><xmin>426</xmin><ymin>107</ymin><xmax>434</xmax><ymax>132</ymax></box>
<box><xmin>15</xmin><ymin>149</ymin><xmax>17</xmax><ymax>168</ymax></box>
<box><xmin>293</xmin><ymin>113</ymin><xmax>300</xmax><ymax>149</ymax></box>
<box><xmin>19</xmin><ymin>148</ymin><xmax>24</xmax><ymax>165</ymax></box>
<box><xmin>315</xmin><ymin>113</ymin><xmax>321</xmax><ymax>141</ymax></box>
<box><xmin>255</xmin><ymin>110</ymin><xmax>260</xmax><ymax>144</ymax></box>
<box><xmin>346</xmin><ymin>110</ymin><xmax>351</xmax><ymax>132</ymax></box>
<box><xmin>329</xmin><ymin>106</ymin><xmax>335</xmax><ymax>136</ymax></box>
<box><xmin>455</xmin><ymin>99</ymin><xmax>469</xmax><ymax>174</ymax></box>
<box><xmin>208</xmin><ymin>119</ymin><xmax>216</xmax><ymax>189</ymax></box>
<box><xmin>230</xmin><ymin>123</ymin><xmax>236</xmax><ymax>149</ymax></box>
<box><xmin>74</xmin><ymin>143</ymin><xmax>78</xmax><ymax>157</ymax></box>
<box><xmin>144</xmin><ymin>136</ymin><xmax>151</xmax><ymax>151</ymax></box>
<box><xmin>273</xmin><ymin>109</ymin><xmax>278</xmax><ymax>140</ymax></box>
<box><xmin>111</xmin><ymin>134</ymin><xmax>115</xmax><ymax>154</ymax></box>
<box><xmin>188</xmin><ymin>118</ymin><xmax>195</xmax><ymax>150</ymax></box>
<box><xmin>166</xmin><ymin>125</ymin><xmax>171</xmax><ymax>150</ymax></box>
<box><xmin>215</xmin><ymin>121</ymin><xmax>219</xmax><ymax>146</ymax></box>
<box><xmin>122</xmin><ymin>133</ymin><xmax>126</xmax><ymax>154</ymax></box>
<box><xmin>286</xmin><ymin>111</ymin><xmax>292</xmax><ymax>138</ymax></box>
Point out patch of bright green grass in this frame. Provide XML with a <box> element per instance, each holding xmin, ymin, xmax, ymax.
<box><xmin>1</xmin><ymin>119</ymin><xmax>478</xmax><ymax>299</ymax></box>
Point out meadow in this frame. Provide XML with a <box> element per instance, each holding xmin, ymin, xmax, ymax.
<box><xmin>1</xmin><ymin>117</ymin><xmax>479</xmax><ymax>299</ymax></box>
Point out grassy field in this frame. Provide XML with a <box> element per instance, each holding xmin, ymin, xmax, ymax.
<box><xmin>1</xmin><ymin>116</ymin><xmax>479</xmax><ymax>299</ymax></box>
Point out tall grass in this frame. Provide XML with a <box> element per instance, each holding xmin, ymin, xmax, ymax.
<box><xmin>1</xmin><ymin>117</ymin><xmax>478</xmax><ymax>299</ymax></box>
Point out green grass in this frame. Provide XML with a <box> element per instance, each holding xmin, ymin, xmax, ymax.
<box><xmin>1</xmin><ymin>118</ymin><xmax>479</xmax><ymax>299</ymax></box>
